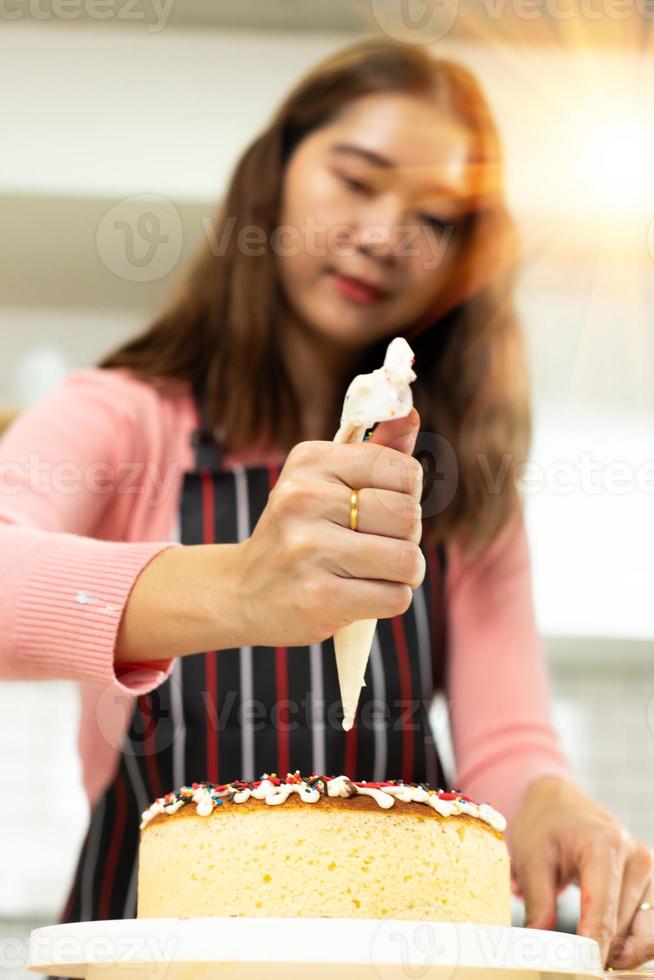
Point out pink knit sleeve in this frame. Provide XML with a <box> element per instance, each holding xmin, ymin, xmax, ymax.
<box><xmin>445</xmin><ymin>514</ymin><xmax>573</xmax><ymax>828</ymax></box>
<box><xmin>0</xmin><ymin>369</ymin><xmax>179</xmax><ymax>695</ymax></box>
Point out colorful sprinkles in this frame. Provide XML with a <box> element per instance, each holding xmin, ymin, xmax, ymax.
<box><xmin>140</xmin><ymin>772</ymin><xmax>506</xmax><ymax>833</ymax></box>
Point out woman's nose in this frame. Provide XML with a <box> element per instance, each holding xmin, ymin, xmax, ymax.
<box><xmin>355</xmin><ymin>196</ymin><xmax>406</xmax><ymax>262</ymax></box>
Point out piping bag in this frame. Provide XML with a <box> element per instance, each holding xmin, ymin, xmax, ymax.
<box><xmin>332</xmin><ymin>337</ymin><xmax>417</xmax><ymax>731</ymax></box>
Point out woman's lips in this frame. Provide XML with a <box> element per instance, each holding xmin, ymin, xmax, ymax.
<box><xmin>330</xmin><ymin>272</ymin><xmax>389</xmax><ymax>305</ymax></box>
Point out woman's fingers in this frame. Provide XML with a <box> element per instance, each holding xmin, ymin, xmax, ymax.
<box><xmin>608</xmin><ymin>932</ymin><xmax>654</xmax><ymax>971</ymax></box>
<box><xmin>317</xmin><ymin>439</ymin><xmax>424</xmax><ymax>498</ymax></box>
<box><xmin>278</xmin><ymin>469</ymin><xmax>423</xmax><ymax>542</ymax></box>
<box><xmin>508</xmin><ymin>778</ymin><xmax>654</xmax><ymax>972</ymax></box>
<box><xmin>615</xmin><ymin>844</ymin><xmax>654</xmax><ymax>937</ymax></box>
<box><xmin>367</xmin><ymin>406</ymin><xmax>421</xmax><ymax>456</ymax></box>
<box><xmin>328</xmin><ymin>525</ymin><xmax>426</xmax><ymax>589</ymax></box>
<box><xmin>607</xmin><ymin>845</ymin><xmax>654</xmax><ymax>968</ymax></box>
<box><xmin>328</xmin><ymin>485</ymin><xmax>423</xmax><ymax>542</ymax></box>
<box><xmin>331</xmin><ymin>575</ymin><xmax>415</xmax><ymax>623</ymax></box>
<box><xmin>519</xmin><ymin>854</ymin><xmax>559</xmax><ymax>932</ymax></box>
<box><xmin>608</xmin><ymin>899</ymin><xmax>654</xmax><ymax>971</ymax></box>
<box><xmin>577</xmin><ymin>833</ymin><xmax>629</xmax><ymax>964</ymax></box>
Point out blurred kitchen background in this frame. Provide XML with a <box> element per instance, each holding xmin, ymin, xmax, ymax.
<box><xmin>1</xmin><ymin>1</ymin><xmax>653</xmax><ymax>976</ymax></box>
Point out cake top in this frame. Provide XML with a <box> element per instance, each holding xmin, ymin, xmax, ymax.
<box><xmin>140</xmin><ymin>772</ymin><xmax>507</xmax><ymax>833</ymax></box>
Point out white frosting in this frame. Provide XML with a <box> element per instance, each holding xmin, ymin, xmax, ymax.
<box><xmin>335</xmin><ymin>337</ymin><xmax>416</xmax><ymax>442</ymax></box>
<box><xmin>186</xmin><ymin>788</ymin><xmax>215</xmax><ymax>817</ymax></box>
<box><xmin>235</xmin><ymin>782</ymin><xmax>321</xmax><ymax>806</ymax></box>
<box><xmin>325</xmin><ymin>775</ymin><xmax>354</xmax><ymax>798</ymax></box>
<box><xmin>140</xmin><ymin>777</ymin><xmax>506</xmax><ymax>833</ymax></box>
<box><xmin>354</xmin><ymin>786</ymin><xmax>395</xmax><ymax>809</ymax></box>
<box><xmin>251</xmin><ymin>779</ymin><xmax>276</xmax><ymax>800</ymax></box>
<box><xmin>384</xmin><ymin>336</ymin><xmax>418</xmax><ymax>386</ymax></box>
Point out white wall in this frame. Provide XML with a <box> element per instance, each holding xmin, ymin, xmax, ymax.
<box><xmin>0</xmin><ymin>24</ymin><xmax>348</xmax><ymax>200</ymax></box>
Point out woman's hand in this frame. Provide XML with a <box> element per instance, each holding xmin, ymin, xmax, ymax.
<box><xmin>235</xmin><ymin>408</ymin><xmax>425</xmax><ymax>647</ymax></box>
<box><xmin>510</xmin><ymin>775</ymin><xmax>654</xmax><ymax>968</ymax></box>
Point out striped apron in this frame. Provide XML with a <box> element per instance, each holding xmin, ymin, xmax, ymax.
<box><xmin>57</xmin><ymin>398</ymin><xmax>448</xmax><ymax>923</ymax></box>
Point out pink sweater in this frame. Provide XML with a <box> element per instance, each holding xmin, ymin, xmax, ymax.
<box><xmin>0</xmin><ymin>367</ymin><xmax>570</xmax><ymax>826</ymax></box>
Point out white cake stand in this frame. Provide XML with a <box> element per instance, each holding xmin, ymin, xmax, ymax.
<box><xmin>28</xmin><ymin>918</ymin><xmax>604</xmax><ymax>980</ymax></box>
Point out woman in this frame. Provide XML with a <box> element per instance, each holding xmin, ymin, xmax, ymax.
<box><xmin>1</xmin><ymin>39</ymin><xmax>652</xmax><ymax>968</ymax></box>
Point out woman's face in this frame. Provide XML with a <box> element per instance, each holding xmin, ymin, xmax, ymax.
<box><xmin>276</xmin><ymin>91</ymin><xmax>473</xmax><ymax>350</ymax></box>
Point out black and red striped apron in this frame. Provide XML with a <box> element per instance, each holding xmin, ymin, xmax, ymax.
<box><xmin>57</xmin><ymin>398</ymin><xmax>448</xmax><ymax>923</ymax></box>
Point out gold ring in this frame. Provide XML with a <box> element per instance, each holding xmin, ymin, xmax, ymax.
<box><xmin>349</xmin><ymin>489</ymin><xmax>359</xmax><ymax>532</ymax></box>
<box><xmin>639</xmin><ymin>902</ymin><xmax>654</xmax><ymax>912</ymax></box>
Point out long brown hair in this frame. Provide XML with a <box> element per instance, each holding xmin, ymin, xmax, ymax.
<box><xmin>101</xmin><ymin>38</ymin><xmax>529</xmax><ymax>556</ymax></box>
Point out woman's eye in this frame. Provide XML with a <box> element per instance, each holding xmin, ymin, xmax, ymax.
<box><xmin>340</xmin><ymin>174</ymin><xmax>371</xmax><ymax>195</ymax></box>
<box><xmin>422</xmin><ymin>214</ymin><xmax>450</xmax><ymax>234</ymax></box>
